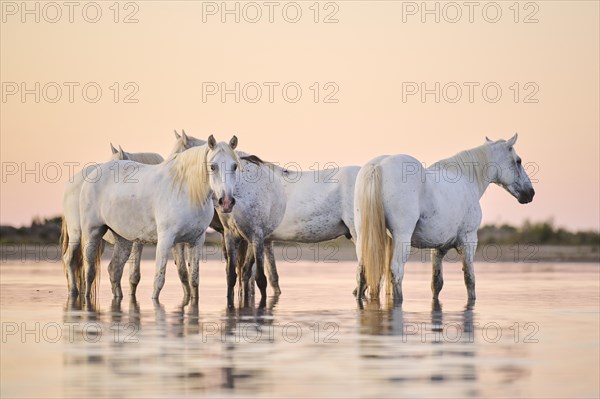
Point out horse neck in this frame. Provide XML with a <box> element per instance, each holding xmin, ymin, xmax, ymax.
<box><xmin>435</xmin><ymin>145</ymin><xmax>493</xmax><ymax>199</ymax></box>
<box><xmin>168</xmin><ymin>142</ymin><xmax>186</xmax><ymax>157</ymax></box>
<box><xmin>128</xmin><ymin>152</ymin><xmax>164</xmax><ymax>165</ymax></box>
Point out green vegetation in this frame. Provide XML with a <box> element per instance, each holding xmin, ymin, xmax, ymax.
<box><xmin>0</xmin><ymin>216</ymin><xmax>62</xmax><ymax>244</ymax></box>
<box><xmin>478</xmin><ymin>220</ymin><xmax>600</xmax><ymax>246</ymax></box>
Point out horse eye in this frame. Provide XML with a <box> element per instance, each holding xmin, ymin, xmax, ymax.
<box><xmin>233</xmin><ymin>164</ymin><xmax>238</xmax><ymax>171</ymax></box>
<box><xmin>516</xmin><ymin>158</ymin><xmax>522</xmax><ymax>165</ymax></box>
<box><xmin>210</xmin><ymin>164</ymin><xmax>216</xmax><ymax>171</ymax></box>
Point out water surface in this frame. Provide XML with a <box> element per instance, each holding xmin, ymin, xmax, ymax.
<box><xmin>1</xmin><ymin>261</ymin><xmax>598</xmax><ymax>398</ymax></box>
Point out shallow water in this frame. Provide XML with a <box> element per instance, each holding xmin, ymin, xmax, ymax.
<box><xmin>1</xmin><ymin>260</ymin><xmax>598</xmax><ymax>398</ymax></box>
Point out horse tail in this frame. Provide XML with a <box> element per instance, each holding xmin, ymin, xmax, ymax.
<box><xmin>60</xmin><ymin>216</ymin><xmax>69</xmax><ymax>258</ymax></box>
<box><xmin>60</xmin><ymin>216</ymin><xmax>84</xmax><ymax>290</ymax></box>
<box><xmin>359</xmin><ymin>164</ymin><xmax>389</xmax><ymax>299</ymax></box>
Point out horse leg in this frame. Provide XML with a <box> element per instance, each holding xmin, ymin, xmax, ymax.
<box><xmin>172</xmin><ymin>243</ymin><xmax>191</xmax><ymax>298</ymax></box>
<box><xmin>252</xmin><ymin>239</ymin><xmax>268</xmax><ymax>300</ymax></box>
<box><xmin>431</xmin><ymin>248</ymin><xmax>447</xmax><ymax>300</ymax></box>
<box><xmin>235</xmin><ymin>240</ymin><xmax>248</xmax><ymax>291</ymax></box>
<box><xmin>389</xmin><ymin>233</ymin><xmax>412</xmax><ymax>304</ymax></box>
<box><xmin>353</xmin><ymin>230</ymin><xmax>367</xmax><ymax>298</ymax></box>
<box><xmin>264</xmin><ymin>241</ymin><xmax>281</xmax><ymax>295</ymax></box>
<box><xmin>224</xmin><ymin>231</ymin><xmax>238</xmax><ymax>306</ymax></box>
<box><xmin>241</xmin><ymin>248</ymin><xmax>256</xmax><ymax>304</ymax></box>
<box><xmin>128</xmin><ymin>242</ymin><xmax>143</xmax><ymax>296</ymax></box>
<box><xmin>459</xmin><ymin>239</ymin><xmax>477</xmax><ymax>301</ymax></box>
<box><xmin>82</xmin><ymin>226</ymin><xmax>107</xmax><ymax>299</ymax></box>
<box><xmin>152</xmin><ymin>236</ymin><xmax>174</xmax><ymax>299</ymax></box>
<box><xmin>64</xmin><ymin>238</ymin><xmax>81</xmax><ymax>297</ymax></box>
<box><xmin>188</xmin><ymin>233</ymin><xmax>205</xmax><ymax>299</ymax></box>
<box><xmin>108</xmin><ymin>237</ymin><xmax>132</xmax><ymax>298</ymax></box>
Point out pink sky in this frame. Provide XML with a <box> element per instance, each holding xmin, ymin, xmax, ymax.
<box><xmin>1</xmin><ymin>1</ymin><xmax>598</xmax><ymax>230</ymax></box>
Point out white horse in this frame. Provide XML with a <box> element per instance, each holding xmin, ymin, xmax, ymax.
<box><xmin>61</xmin><ymin>144</ymin><xmax>164</xmax><ymax>296</ymax></box>
<box><xmin>106</xmin><ymin>131</ymin><xmax>209</xmax><ymax>297</ymax></box>
<box><xmin>120</xmin><ymin>130</ymin><xmax>210</xmax><ymax>297</ymax></box>
<box><xmin>354</xmin><ymin>134</ymin><xmax>535</xmax><ymax>303</ymax></box>
<box><xmin>171</xmin><ymin>129</ymin><xmax>207</xmax><ymax>154</ymax></box>
<box><xmin>216</xmin><ymin>155</ymin><xmax>287</xmax><ymax>306</ymax></box>
<box><xmin>109</xmin><ymin>142</ymin><xmax>164</xmax><ymax>164</ymax></box>
<box><xmin>75</xmin><ymin>135</ymin><xmax>240</xmax><ymax>299</ymax></box>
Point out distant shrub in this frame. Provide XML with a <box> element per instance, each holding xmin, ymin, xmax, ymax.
<box><xmin>479</xmin><ymin>219</ymin><xmax>600</xmax><ymax>246</ymax></box>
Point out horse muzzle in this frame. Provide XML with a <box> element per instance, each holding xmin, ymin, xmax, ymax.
<box><xmin>518</xmin><ymin>188</ymin><xmax>535</xmax><ymax>204</ymax></box>
<box><xmin>218</xmin><ymin>196</ymin><xmax>236</xmax><ymax>213</ymax></box>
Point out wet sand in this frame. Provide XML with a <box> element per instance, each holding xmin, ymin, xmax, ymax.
<box><xmin>1</xmin><ymin>260</ymin><xmax>599</xmax><ymax>398</ymax></box>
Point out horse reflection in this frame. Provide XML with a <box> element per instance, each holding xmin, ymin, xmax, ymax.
<box><xmin>219</xmin><ymin>294</ymin><xmax>279</xmax><ymax>389</ymax></box>
<box><xmin>358</xmin><ymin>298</ymin><xmax>479</xmax><ymax>388</ymax></box>
<box><xmin>61</xmin><ymin>294</ymin><xmax>283</xmax><ymax>395</ymax></box>
<box><xmin>358</xmin><ymin>297</ymin><xmax>404</xmax><ymax>336</ymax></box>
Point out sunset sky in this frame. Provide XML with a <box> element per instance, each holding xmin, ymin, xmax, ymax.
<box><xmin>1</xmin><ymin>1</ymin><xmax>598</xmax><ymax>230</ymax></box>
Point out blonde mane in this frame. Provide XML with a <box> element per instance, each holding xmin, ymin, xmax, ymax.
<box><xmin>170</xmin><ymin>143</ymin><xmax>240</xmax><ymax>206</ymax></box>
<box><xmin>431</xmin><ymin>144</ymin><xmax>492</xmax><ymax>193</ymax></box>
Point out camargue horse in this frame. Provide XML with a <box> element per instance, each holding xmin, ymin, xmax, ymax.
<box><xmin>216</xmin><ymin>155</ymin><xmax>287</xmax><ymax>306</ymax></box>
<box><xmin>77</xmin><ymin>135</ymin><xmax>240</xmax><ymax>299</ymax></box>
<box><xmin>354</xmin><ymin>134</ymin><xmax>535</xmax><ymax>303</ymax></box>
<box><xmin>122</xmin><ymin>130</ymin><xmax>210</xmax><ymax>297</ymax></box>
<box><xmin>109</xmin><ymin>143</ymin><xmax>164</xmax><ymax>164</ymax></box>
<box><xmin>171</xmin><ymin>129</ymin><xmax>207</xmax><ymax>154</ymax></box>
<box><xmin>61</xmin><ymin>144</ymin><xmax>164</xmax><ymax>296</ymax></box>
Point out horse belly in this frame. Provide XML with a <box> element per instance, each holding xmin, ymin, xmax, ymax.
<box><xmin>411</xmin><ymin>219</ymin><xmax>458</xmax><ymax>249</ymax></box>
<box><xmin>270</xmin><ymin>212</ymin><xmax>346</xmax><ymax>243</ymax></box>
<box><xmin>100</xmin><ymin>197</ymin><xmax>158</xmax><ymax>243</ymax></box>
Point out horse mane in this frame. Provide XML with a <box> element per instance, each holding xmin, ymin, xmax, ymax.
<box><xmin>236</xmin><ymin>150</ymin><xmax>280</xmax><ymax>168</ymax></box>
<box><xmin>170</xmin><ymin>143</ymin><xmax>240</xmax><ymax>206</ymax></box>
<box><xmin>126</xmin><ymin>152</ymin><xmax>164</xmax><ymax>164</ymax></box>
<box><xmin>240</xmin><ymin>154</ymin><xmax>266</xmax><ymax>165</ymax></box>
<box><xmin>432</xmin><ymin>144</ymin><xmax>492</xmax><ymax>193</ymax></box>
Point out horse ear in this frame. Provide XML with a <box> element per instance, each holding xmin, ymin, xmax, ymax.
<box><xmin>118</xmin><ymin>145</ymin><xmax>125</xmax><ymax>158</ymax></box>
<box><xmin>181</xmin><ymin>130</ymin><xmax>189</xmax><ymax>146</ymax></box>
<box><xmin>110</xmin><ymin>143</ymin><xmax>118</xmax><ymax>154</ymax></box>
<box><xmin>507</xmin><ymin>133</ymin><xmax>518</xmax><ymax>148</ymax></box>
<box><xmin>229</xmin><ymin>135</ymin><xmax>238</xmax><ymax>150</ymax></box>
<box><xmin>485</xmin><ymin>136</ymin><xmax>493</xmax><ymax>143</ymax></box>
<box><xmin>174</xmin><ymin>130</ymin><xmax>181</xmax><ymax>139</ymax></box>
<box><xmin>208</xmin><ymin>134</ymin><xmax>217</xmax><ymax>150</ymax></box>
